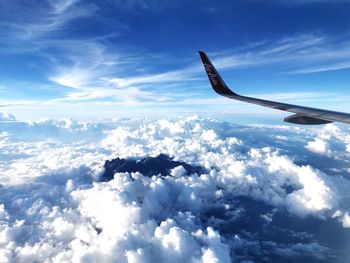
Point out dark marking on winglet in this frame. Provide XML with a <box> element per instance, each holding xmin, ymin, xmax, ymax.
<box><xmin>199</xmin><ymin>51</ymin><xmax>237</xmax><ymax>97</ymax></box>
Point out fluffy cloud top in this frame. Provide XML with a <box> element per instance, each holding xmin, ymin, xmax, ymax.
<box><xmin>0</xmin><ymin>114</ymin><xmax>350</xmax><ymax>262</ymax></box>
<box><xmin>0</xmin><ymin>113</ymin><xmax>15</xmax><ymax>121</ymax></box>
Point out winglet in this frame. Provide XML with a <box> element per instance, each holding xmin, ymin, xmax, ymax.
<box><xmin>199</xmin><ymin>51</ymin><xmax>238</xmax><ymax>97</ymax></box>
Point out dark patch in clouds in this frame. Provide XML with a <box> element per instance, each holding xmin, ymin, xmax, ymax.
<box><xmin>100</xmin><ymin>154</ymin><xmax>206</xmax><ymax>181</ymax></box>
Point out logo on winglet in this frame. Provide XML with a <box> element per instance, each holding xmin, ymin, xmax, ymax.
<box><xmin>204</xmin><ymin>63</ymin><xmax>218</xmax><ymax>85</ymax></box>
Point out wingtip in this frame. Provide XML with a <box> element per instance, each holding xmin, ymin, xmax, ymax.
<box><xmin>198</xmin><ymin>50</ymin><xmax>238</xmax><ymax>97</ymax></box>
<box><xmin>198</xmin><ymin>51</ymin><xmax>208</xmax><ymax>61</ymax></box>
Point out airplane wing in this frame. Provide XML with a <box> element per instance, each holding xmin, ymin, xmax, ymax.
<box><xmin>199</xmin><ymin>51</ymin><xmax>350</xmax><ymax>125</ymax></box>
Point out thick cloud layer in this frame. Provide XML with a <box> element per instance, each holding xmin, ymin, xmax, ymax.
<box><xmin>0</xmin><ymin>114</ymin><xmax>350</xmax><ymax>262</ymax></box>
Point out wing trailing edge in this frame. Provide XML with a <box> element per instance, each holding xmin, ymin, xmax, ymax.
<box><xmin>199</xmin><ymin>51</ymin><xmax>350</xmax><ymax>125</ymax></box>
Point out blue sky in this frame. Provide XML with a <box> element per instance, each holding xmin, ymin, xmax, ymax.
<box><xmin>1</xmin><ymin>0</ymin><xmax>350</xmax><ymax>123</ymax></box>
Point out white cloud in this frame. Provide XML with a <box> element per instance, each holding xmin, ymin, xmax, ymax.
<box><xmin>0</xmin><ymin>0</ymin><xmax>95</xmax><ymax>39</ymax></box>
<box><xmin>107</xmin><ymin>68</ymin><xmax>197</xmax><ymax>88</ymax></box>
<box><xmin>3</xmin><ymin>31</ymin><xmax>350</xmax><ymax>110</ymax></box>
<box><xmin>289</xmin><ymin>61</ymin><xmax>350</xmax><ymax>74</ymax></box>
<box><xmin>49</xmin><ymin>0</ymin><xmax>81</xmax><ymax>14</ymax></box>
<box><xmin>0</xmin><ymin>115</ymin><xmax>349</xmax><ymax>261</ymax></box>
<box><xmin>209</xmin><ymin>34</ymin><xmax>350</xmax><ymax>75</ymax></box>
<box><xmin>305</xmin><ymin>124</ymin><xmax>350</xmax><ymax>163</ymax></box>
<box><xmin>50</xmin><ymin>68</ymin><xmax>94</xmax><ymax>89</ymax></box>
<box><xmin>342</xmin><ymin>212</ymin><xmax>350</xmax><ymax>228</ymax></box>
<box><xmin>306</xmin><ymin>138</ymin><xmax>331</xmax><ymax>155</ymax></box>
<box><xmin>0</xmin><ymin>112</ymin><xmax>15</xmax><ymax>121</ymax></box>
<box><xmin>200</xmin><ymin>129</ymin><xmax>217</xmax><ymax>141</ymax></box>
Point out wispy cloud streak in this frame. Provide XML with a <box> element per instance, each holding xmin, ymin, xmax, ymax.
<box><xmin>0</xmin><ymin>0</ymin><xmax>95</xmax><ymax>39</ymax></box>
<box><xmin>1</xmin><ymin>0</ymin><xmax>350</xmax><ymax>112</ymax></box>
<box><xmin>210</xmin><ymin>34</ymin><xmax>350</xmax><ymax>74</ymax></box>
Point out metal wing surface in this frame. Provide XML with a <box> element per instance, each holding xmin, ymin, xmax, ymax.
<box><xmin>199</xmin><ymin>51</ymin><xmax>350</xmax><ymax>125</ymax></box>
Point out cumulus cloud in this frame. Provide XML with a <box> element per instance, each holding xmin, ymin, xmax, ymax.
<box><xmin>0</xmin><ymin>114</ymin><xmax>350</xmax><ymax>262</ymax></box>
<box><xmin>306</xmin><ymin>138</ymin><xmax>331</xmax><ymax>155</ymax></box>
<box><xmin>305</xmin><ymin>124</ymin><xmax>350</xmax><ymax>165</ymax></box>
<box><xmin>341</xmin><ymin>212</ymin><xmax>350</xmax><ymax>228</ymax></box>
<box><xmin>0</xmin><ymin>112</ymin><xmax>15</xmax><ymax>121</ymax></box>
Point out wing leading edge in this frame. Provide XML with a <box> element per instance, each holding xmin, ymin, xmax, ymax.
<box><xmin>199</xmin><ymin>51</ymin><xmax>350</xmax><ymax>125</ymax></box>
